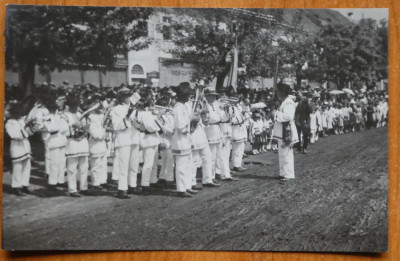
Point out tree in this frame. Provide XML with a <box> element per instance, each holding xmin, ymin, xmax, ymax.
<box><xmin>315</xmin><ymin>18</ymin><xmax>388</xmax><ymax>89</ymax></box>
<box><xmin>168</xmin><ymin>8</ymin><xmax>283</xmax><ymax>91</ymax></box>
<box><xmin>275</xmin><ymin>12</ymin><xmax>321</xmax><ymax>89</ymax></box>
<box><xmin>5</xmin><ymin>5</ymin><xmax>152</xmax><ymax>95</ymax></box>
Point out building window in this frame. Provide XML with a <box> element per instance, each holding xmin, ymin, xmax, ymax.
<box><xmin>131</xmin><ymin>64</ymin><xmax>144</xmax><ymax>75</ymax></box>
<box><xmin>163</xmin><ymin>26</ymin><xmax>172</xmax><ymax>40</ymax></box>
<box><xmin>162</xmin><ymin>16</ymin><xmax>172</xmax><ymax>23</ymax></box>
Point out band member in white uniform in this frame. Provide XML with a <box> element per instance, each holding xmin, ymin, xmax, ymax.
<box><xmin>172</xmin><ymin>82</ymin><xmax>197</xmax><ymax>197</ymax></box>
<box><xmin>5</xmin><ymin>104</ymin><xmax>34</xmax><ymax>196</ymax></box>
<box><xmin>272</xmin><ymin>83</ymin><xmax>299</xmax><ymax>181</ymax></box>
<box><xmin>87</xmin><ymin>95</ymin><xmax>108</xmax><ymax>189</ymax></box>
<box><xmin>43</xmin><ymin>100</ymin><xmax>68</xmax><ymax>190</ymax></box>
<box><xmin>62</xmin><ymin>97</ymin><xmax>90</xmax><ymax>197</ymax></box>
<box><xmin>154</xmin><ymin>97</ymin><xmax>175</xmax><ymax>186</ymax></box>
<box><xmin>110</xmin><ymin>87</ymin><xmax>141</xmax><ymax>198</ymax></box>
<box><xmin>203</xmin><ymin>87</ymin><xmax>224</xmax><ymax>183</ymax></box>
<box><xmin>190</xmin><ymin>107</ymin><xmax>220</xmax><ymax>188</ymax></box>
<box><xmin>217</xmin><ymin>94</ymin><xmax>238</xmax><ymax>181</ymax></box>
<box><xmin>135</xmin><ymin>89</ymin><xmax>160</xmax><ymax>191</ymax></box>
<box><xmin>231</xmin><ymin>100</ymin><xmax>248</xmax><ymax>172</ymax></box>
<box><xmin>26</xmin><ymin>97</ymin><xmax>50</xmax><ymax>176</ymax></box>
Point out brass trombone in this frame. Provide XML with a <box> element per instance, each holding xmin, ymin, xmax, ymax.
<box><xmin>152</xmin><ymin>105</ymin><xmax>173</xmax><ymax>113</ymax></box>
<box><xmin>218</xmin><ymin>97</ymin><xmax>240</xmax><ymax>105</ymax></box>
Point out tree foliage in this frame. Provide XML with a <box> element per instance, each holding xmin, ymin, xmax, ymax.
<box><xmin>168</xmin><ymin>8</ymin><xmax>283</xmax><ymax>90</ymax></box>
<box><xmin>315</xmin><ymin>18</ymin><xmax>388</xmax><ymax>89</ymax></box>
<box><xmin>5</xmin><ymin>5</ymin><xmax>152</xmax><ymax>95</ymax></box>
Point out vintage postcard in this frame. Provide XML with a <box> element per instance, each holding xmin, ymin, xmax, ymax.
<box><xmin>2</xmin><ymin>5</ymin><xmax>388</xmax><ymax>252</ymax></box>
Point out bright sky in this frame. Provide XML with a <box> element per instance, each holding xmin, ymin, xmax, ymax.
<box><xmin>332</xmin><ymin>8</ymin><xmax>388</xmax><ymax>21</ymax></box>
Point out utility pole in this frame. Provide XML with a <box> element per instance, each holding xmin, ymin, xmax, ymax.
<box><xmin>272</xmin><ymin>56</ymin><xmax>280</xmax><ymax>95</ymax></box>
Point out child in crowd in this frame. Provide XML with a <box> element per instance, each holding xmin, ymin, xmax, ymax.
<box><xmin>263</xmin><ymin>111</ymin><xmax>273</xmax><ymax>151</ymax></box>
<box><xmin>309</xmin><ymin>105</ymin><xmax>317</xmax><ymax>143</ymax></box>
<box><xmin>337</xmin><ymin>103</ymin><xmax>344</xmax><ymax>134</ymax></box>
<box><xmin>250</xmin><ymin>111</ymin><xmax>263</xmax><ymax>154</ymax></box>
<box><xmin>321</xmin><ymin>104</ymin><xmax>329</xmax><ymax>137</ymax></box>
<box><xmin>315</xmin><ymin>104</ymin><xmax>322</xmax><ymax>142</ymax></box>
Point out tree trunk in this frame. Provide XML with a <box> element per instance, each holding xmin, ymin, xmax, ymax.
<box><xmin>80</xmin><ymin>70</ymin><xmax>85</xmax><ymax>85</ymax></box>
<box><xmin>216</xmin><ymin>72</ymin><xmax>227</xmax><ymax>92</ymax></box>
<box><xmin>46</xmin><ymin>70</ymin><xmax>51</xmax><ymax>87</ymax></box>
<box><xmin>335</xmin><ymin>77</ymin><xmax>340</xmax><ymax>90</ymax></box>
<box><xmin>19</xmin><ymin>60</ymin><xmax>35</xmax><ymax>97</ymax></box>
<box><xmin>216</xmin><ymin>63</ymin><xmax>231</xmax><ymax>92</ymax></box>
<box><xmin>295</xmin><ymin>65</ymin><xmax>302</xmax><ymax>90</ymax></box>
<box><xmin>98</xmin><ymin>70</ymin><xmax>103</xmax><ymax>88</ymax></box>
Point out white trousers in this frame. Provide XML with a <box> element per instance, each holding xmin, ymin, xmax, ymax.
<box><xmin>12</xmin><ymin>158</ymin><xmax>31</xmax><ymax>188</ymax></box>
<box><xmin>141</xmin><ymin>145</ymin><xmax>158</xmax><ymax>187</ymax></box>
<box><xmin>209</xmin><ymin>143</ymin><xmax>221</xmax><ymax>179</ymax></box>
<box><xmin>192</xmin><ymin>146</ymin><xmax>213</xmax><ymax>185</ymax></box>
<box><xmin>277</xmin><ymin>140</ymin><xmax>295</xmax><ymax>179</ymax></box>
<box><xmin>232</xmin><ymin>141</ymin><xmax>245</xmax><ymax>168</ymax></box>
<box><xmin>67</xmin><ymin>156</ymin><xmax>89</xmax><ymax>193</ymax></box>
<box><xmin>218</xmin><ymin>138</ymin><xmax>232</xmax><ymax>179</ymax></box>
<box><xmin>116</xmin><ymin>145</ymin><xmax>140</xmax><ymax>191</ymax></box>
<box><xmin>111</xmin><ymin>148</ymin><xmax>119</xmax><ymax>181</ymax></box>
<box><xmin>174</xmin><ymin>153</ymin><xmax>192</xmax><ymax>192</ymax></box>
<box><xmin>90</xmin><ymin>155</ymin><xmax>107</xmax><ymax>186</ymax></box>
<box><xmin>48</xmin><ymin>147</ymin><xmax>66</xmax><ymax>185</ymax></box>
<box><xmin>45</xmin><ymin>143</ymin><xmax>50</xmax><ymax>175</ymax></box>
<box><xmin>159</xmin><ymin>148</ymin><xmax>174</xmax><ymax>182</ymax></box>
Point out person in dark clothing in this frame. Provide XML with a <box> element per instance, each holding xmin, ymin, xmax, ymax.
<box><xmin>295</xmin><ymin>92</ymin><xmax>312</xmax><ymax>154</ymax></box>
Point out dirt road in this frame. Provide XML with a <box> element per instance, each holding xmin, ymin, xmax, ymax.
<box><xmin>2</xmin><ymin>127</ymin><xmax>388</xmax><ymax>252</ymax></box>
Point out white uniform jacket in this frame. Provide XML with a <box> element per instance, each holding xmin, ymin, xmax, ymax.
<box><xmin>136</xmin><ymin>110</ymin><xmax>160</xmax><ymax>148</ymax></box>
<box><xmin>62</xmin><ymin>111</ymin><xmax>89</xmax><ymax>158</ymax></box>
<box><xmin>204</xmin><ymin>100</ymin><xmax>223</xmax><ymax>144</ymax></box>
<box><xmin>273</xmin><ymin>97</ymin><xmax>299</xmax><ymax>144</ymax></box>
<box><xmin>158</xmin><ymin>113</ymin><xmax>174</xmax><ymax>149</ymax></box>
<box><xmin>26</xmin><ymin>106</ymin><xmax>50</xmax><ymax>142</ymax></box>
<box><xmin>219</xmin><ymin>105</ymin><xmax>233</xmax><ymax>139</ymax></box>
<box><xmin>172</xmin><ymin>102</ymin><xmax>191</xmax><ymax>155</ymax></box>
<box><xmin>231</xmin><ymin>104</ymin><xmax>247</xmax><ymax>143</ymax></box>
<box><xmin>110</xmin><ymin>104</ymin><xmax>140</xmax><ymax>148</ymax></box>
<box><xmin>191</xmin><ymin>121</ymin><xmax>209</xmax><ymax>150</ymax></box>
<box><xmin>5</xmin><ymin>117</ymin><xmax>33</xmax><ymax>162</ymax></box>
<box><xmin>43</xmin><ymin>114</ymin><xmax>68</xmax><ymax>149</ymax></box>
<box><xmin>88</xmin><ymin>112</ymin><xmax>107</xmax><ymax>157</ymax></box>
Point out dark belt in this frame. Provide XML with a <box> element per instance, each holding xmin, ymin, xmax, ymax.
<box><xmin>143</xmin><ymin>130</ymin><xmax>158</xmax><ymax>135</ymax></box>
<box><xmin>231</xmin><ymin>122</ymin><xmax>244</xmax><ymax>126</ymax></box>
<box><xmin>220</xmin><ymin>120</ymin><xmax>230</xmax><ymax>124</ymax></box>
<box><xmin>209</xmin><ymin>121</ymin><xmax>221</xmax><ymax>125</ymax></box>
<box><xmin>50</xmin><ymin>131</ymin><xmax>58</xmax><ymax>135</ymax></box>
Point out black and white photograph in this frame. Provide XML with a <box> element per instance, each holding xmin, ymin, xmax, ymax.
<box><xmin>2</xmin><ymin>5</ymin><xmax>388</xmax><ymax>252</ymax></box>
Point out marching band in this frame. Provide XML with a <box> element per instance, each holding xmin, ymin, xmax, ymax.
<box><xmin>6</xmin><ymin>81</ymin><xmax>247</xmax><ymax>198</ymax></box>
<box><xmin>5</xmin><ymin>80</ymin><xmax>388</xmax><ymax>198</ymax></box>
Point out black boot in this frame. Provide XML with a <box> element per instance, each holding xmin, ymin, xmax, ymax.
<box><xmin>117</xmin><ymin>190</ymin><xmax>130</xmax><ymax>199</ymax></box>
<box><xmin>21</xmin><ymin>186</ymin><xmax>32</xmax><ymax>194</ymax></box>
<box><xmin>14</xmin><ymin>188</ymin><xmax>25</xmax><ymax>196</ymax></box>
